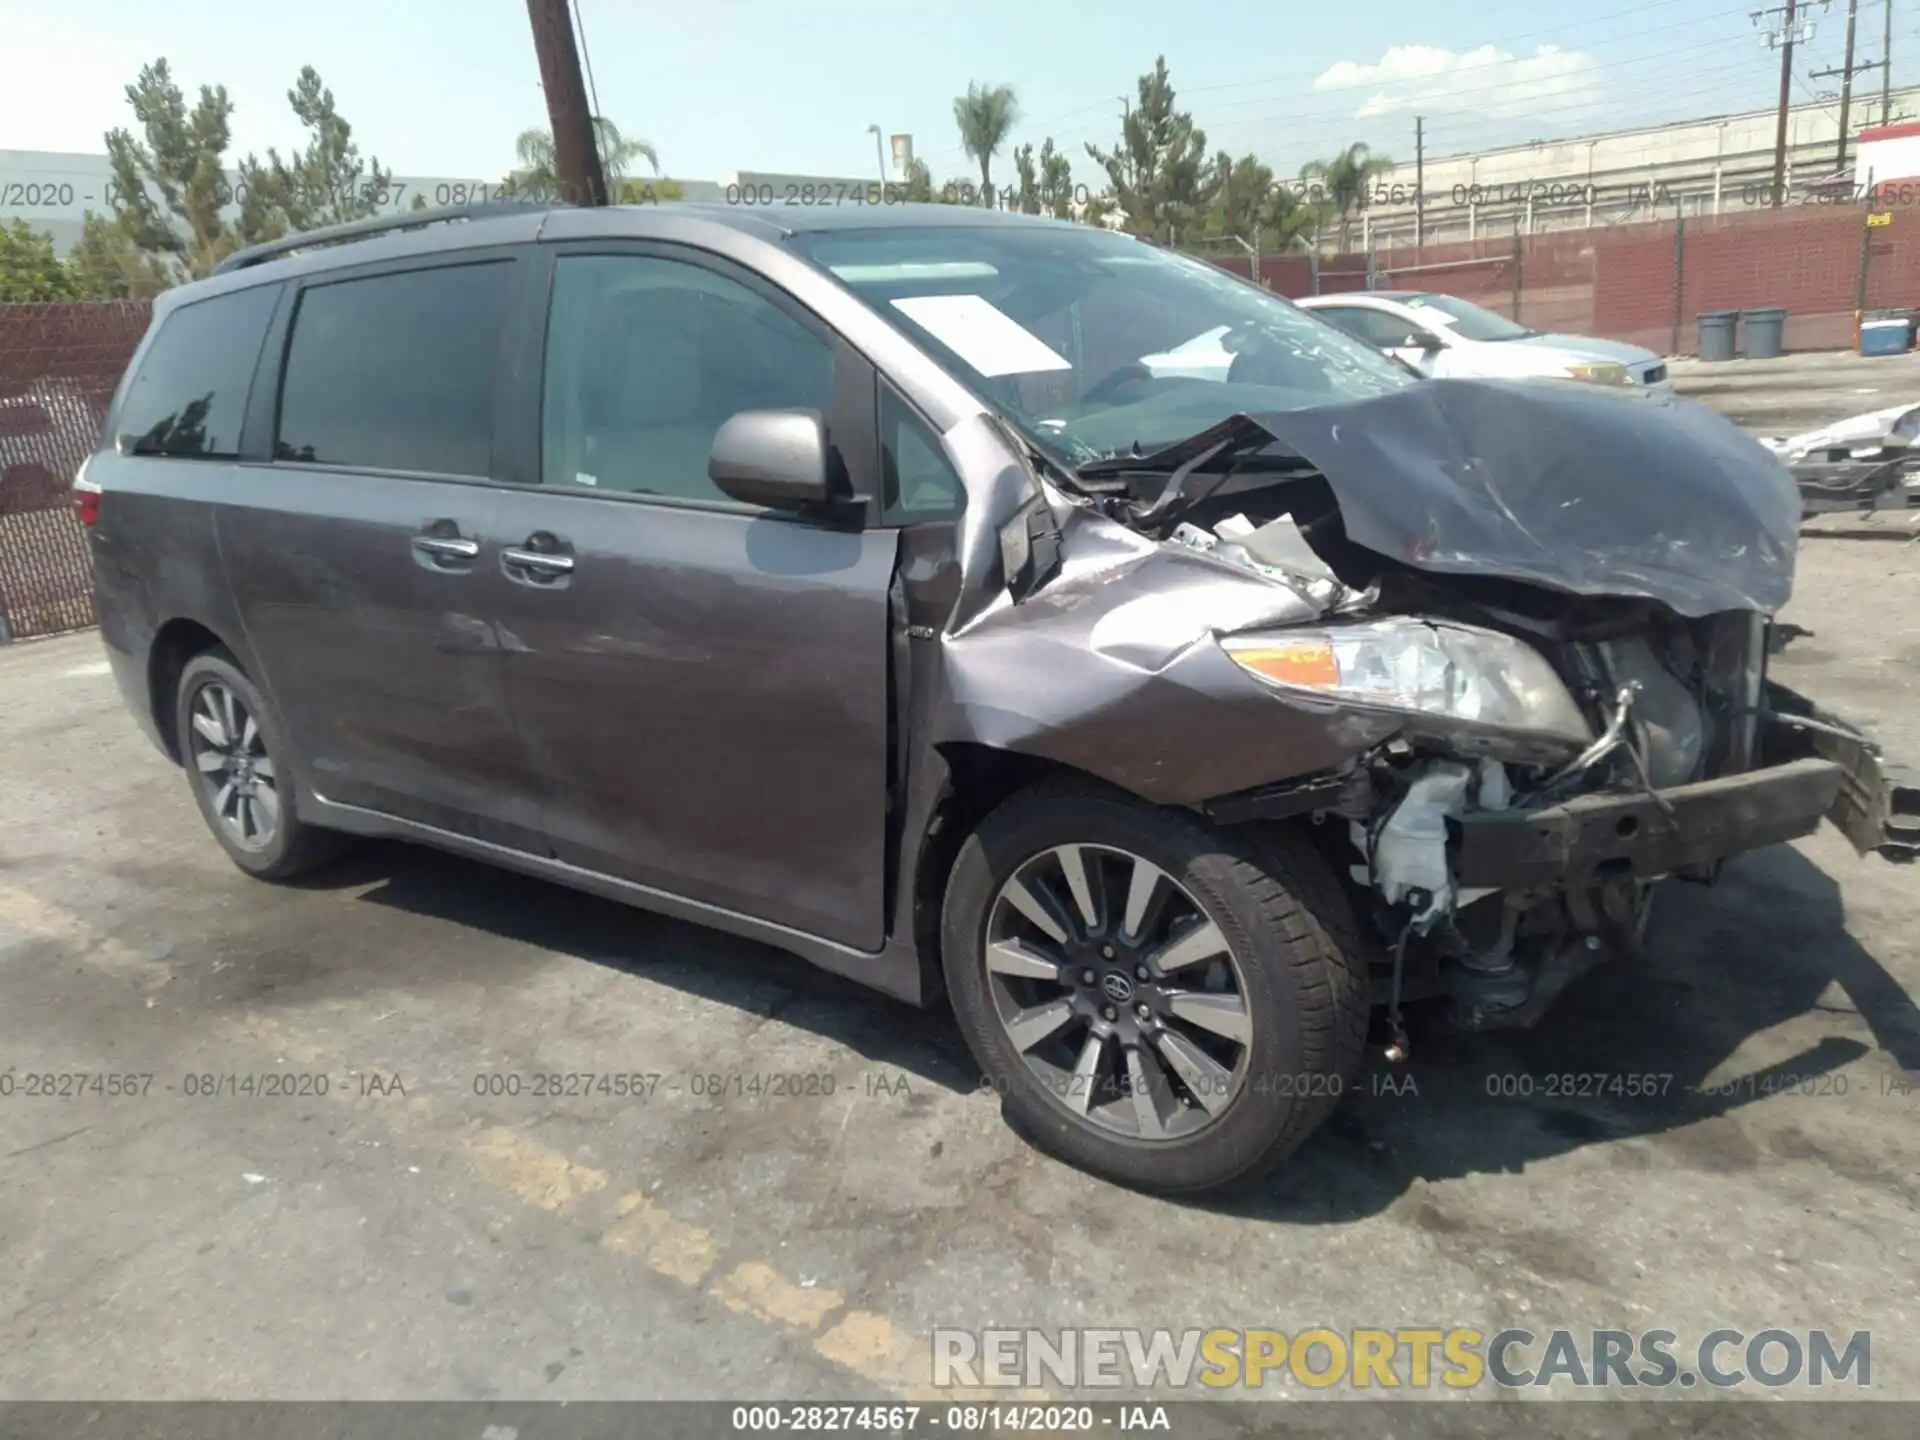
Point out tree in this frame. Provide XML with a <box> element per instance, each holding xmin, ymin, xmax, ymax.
<box><xmin>1085</xmin><ymin>57</ymin><xmax>1216</xmax><ymax>244</ymax></box>
<box><xmin>900</xmin><ymin>157</ymin><xmax>936</xmax><ymax>203</ymax></box>
<box><xmin>236</xmin><ymin>66</ymin><xmax>392</xmax><ymax>236</ymax></box>
<box><xmin>0</xmin><ymin>221</ymin><xmax>78</xmax><ymax>301</ymax></box>
<box><xmin>1206</xmin><ymin>152</ymin><xmax>1316</xmax><ymax>256</ymax></box>
<box><xmin>1299</xmin><ymin>142</ymin><xmax>1393</xmax><ymax>252</ymax></box>
<box><xmin>92</xmin><ymin>58</ymin><xmax>389</xmax><ymax>286</ymax></box>
<box><xmin>951</xmin><ymin>82</ymin><xmax>1019</xmax><ymax>207</ymax></box>
<box><xmin>507</xmin><ymin>118</ymin><xmax>659</xmax><ymax>201</ymax></box>
<box><xmin>1038</xmin><ymin>138</ymin><xmax>1075</xmax><ymax>221</ymax></box>
<box><xmin>67</xmin><ymin>213</ymin><xmax>173</xmax><ymax>299</ymax></box>
<box><xmin>1012</xmin><ymin>143</ymin><xmax>1041</xmax><ymax>214</ymax></box>
<box><xmin>101</xmin><ymin>59</ymin><xmax>245</xmax><ymax>279</ymax></box>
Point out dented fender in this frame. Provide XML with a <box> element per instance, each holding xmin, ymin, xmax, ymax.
<box><xmin>927</xmin><ymin>412</ymin><xmax>1396</xmax><ymax>805</ymax></box>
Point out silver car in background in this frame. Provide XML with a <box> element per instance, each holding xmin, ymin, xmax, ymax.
<box><xmin>1296</xmin><ymin>290</ymin><xmax>1673</xmax><ymax>397</ymax></box>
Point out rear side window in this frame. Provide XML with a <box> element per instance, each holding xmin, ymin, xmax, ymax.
<box><xmin>114</xmin><ymin>284</ymin><xmax>279</xmax><ymax>458</ymax></box>
<box><xmin>276</xmin><ymin>262</ymin><xmax>511</xmax><ymax>476</ymax></box>
<box><xmin>1318</xmin><ymin>307</ymin><xmax>1423</xmax><ymax>349</ymax></box>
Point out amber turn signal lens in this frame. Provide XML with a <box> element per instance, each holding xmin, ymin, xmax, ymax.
<box><xmin>1225</xmin><ymin>640</ymin><xmax>1339</xmax><ymax>688</ymax></box>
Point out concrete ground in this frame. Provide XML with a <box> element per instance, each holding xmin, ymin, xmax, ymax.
<box><xmin>1672</xmin><ymin>348</ymin><xmax>1920</xmax><ymax>437</ymax></box>
<box><xmin>3</xmin><ymin>554</ymin><xmax>1918</xmax><ymax>1410</ymax></box>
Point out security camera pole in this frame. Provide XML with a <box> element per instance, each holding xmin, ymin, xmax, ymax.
<box><xmin>526</xmin><ymin>0</ymin><xmax>609</xmax><ymax>206</ymax></box>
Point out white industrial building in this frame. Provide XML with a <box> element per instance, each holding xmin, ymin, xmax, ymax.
<box><xmin>9</xmin><ymin>86</ymin><xmax>1920</xmax><ymax>259</ymax></box>
<box><xmin>0</xmin><ymin>148</ymin><xmax>893</xmax><ymax>254</ymax></box>
<box><xmin>1334</xmin><ymin>86</ymin><xmax>1920</xmax><ymax>252</ymax></box>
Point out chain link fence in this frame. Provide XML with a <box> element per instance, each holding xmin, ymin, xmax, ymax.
<box><xmin>0</xmin><ymin>301</ymin><xmax>151</xmax><ymax>643</ymax></box>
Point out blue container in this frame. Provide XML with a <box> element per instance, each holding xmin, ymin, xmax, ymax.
<box><xmin>1860</xmin><ymin>318</ymin><xmax>1914</xmax><ymax>356</ymax></box>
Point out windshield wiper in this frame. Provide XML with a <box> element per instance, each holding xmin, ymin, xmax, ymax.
<box><xmin>1073</xmin><ymin>414</ymin><xmax>1318</xmax><ymax>536</ymax></box>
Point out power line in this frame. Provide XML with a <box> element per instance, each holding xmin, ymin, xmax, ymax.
<box><xmin>915</xmin><ymin>5</ymin><xmax>1761</xmax><ymax>170</ymax></box>
<box><xmin>569</xmin><ymin>0</ymin><xmax>604</xmax><ymax>127</ymax></box>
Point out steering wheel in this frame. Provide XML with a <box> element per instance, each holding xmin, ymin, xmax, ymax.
<box><xmin>1078</xmin><ymin>361</ymin><xmax>1156</xmax><ymax>406</ymax></box>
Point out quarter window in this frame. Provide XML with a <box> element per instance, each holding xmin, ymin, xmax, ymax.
<box><xmin>880</xmin><ymin>387</ymin><xmax>964</xmax><ymax>522</ymax></box>
<box><xmin>540</xmin><ymin>254</ymin><xmax>834</xmax><ymax>502</ymax></box>
<box><xmin>275</xmin><ymin>262</ymin><xmax>511</xmax><ymax>476</ymax></box>
<box><xmin>114</xmin><ymin>284</ymin><xmax>280</xmax><ymax>458</ymax></box>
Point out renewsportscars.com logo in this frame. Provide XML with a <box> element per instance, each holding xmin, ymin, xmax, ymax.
<box><xmin>932</xmin><ymin>1327</ymin><xmax>1872</xmax><ymax>1392</ymax></box>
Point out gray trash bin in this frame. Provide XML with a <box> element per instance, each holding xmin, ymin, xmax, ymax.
<box><xmin>1741</xmin><ymin>306</ymin><xmax>1787</xmax><ymax>360</ymax></box>
<box><xmin>1696</xmin><ymin>310</ymin><xmax>1738</xmax><ymax>362</ymax></box>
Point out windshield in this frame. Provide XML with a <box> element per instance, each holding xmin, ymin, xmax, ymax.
<box><xmin>788</xmin><ymin>224</ymin><xmax>1415</xmax><ymax>465</ymax></box>
<box><xmin>1400</xmin><ymin>292</ymin><xmax>1534</xmax><ymax>342</ymax></box>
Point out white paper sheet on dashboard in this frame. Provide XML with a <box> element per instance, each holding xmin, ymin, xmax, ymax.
<box><xmin>889</xmin><ymin>294</ymin><xmax>1073</xmax><ymax>377</ymax></box>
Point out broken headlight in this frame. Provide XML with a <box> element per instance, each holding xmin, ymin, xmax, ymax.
<box><xmin>1221</xmin><ymin>618</ymin><xmax>1594</xmax><ymax>747</ymax></box>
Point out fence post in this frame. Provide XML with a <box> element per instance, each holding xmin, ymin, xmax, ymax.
<box><xmin>1670</xmin><ymin>215</ymin><xmax>1686</xmax><ymax>358</ymax></box>
<box><xmin>1510</xmin><ymin>222</ymin><xmax>1523</xmax><ymax>323</ymax></box>
<box><xmin>1854</xmin><ymin>201</ymin><xmax>1875</xmax><ymax>347</ymax></box>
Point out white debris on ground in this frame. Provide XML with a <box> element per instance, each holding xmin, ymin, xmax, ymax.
<box><xmin>1758</xmin><ymin>402</ymin><xmax>1920</xmax><ymax>461</ymax></box>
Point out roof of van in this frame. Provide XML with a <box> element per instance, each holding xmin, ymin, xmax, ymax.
<box><xmin>165</xmin><ymin>200</ymin><xmax>1088</xmax><ymax>311</ymax></box>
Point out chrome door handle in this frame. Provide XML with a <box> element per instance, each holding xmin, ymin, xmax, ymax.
<box><xmin>501</xmin><ymin>548</ymin><xmax>575</xmax><ymax>575</ymax></box>
<box><xmin>412</xmin><ymin>535</ymin><xmax>480</xmax><ymax>560</ymax></box>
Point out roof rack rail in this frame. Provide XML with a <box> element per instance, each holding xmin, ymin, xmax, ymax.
<box><xmin>212</xmin><ymin>199</ymin><xmax>557</xmax><ymax>276</ymax></box>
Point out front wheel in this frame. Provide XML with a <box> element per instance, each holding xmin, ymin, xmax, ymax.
<box><xmin>942</xmin><ymin>781</ymin><xmax>1369</xmax><ymax>1195</ymax></box>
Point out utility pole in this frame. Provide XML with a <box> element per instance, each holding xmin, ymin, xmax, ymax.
<box><xmin>1812</xmin><ymin>0</ymin><xmax>1885</xmax><ymax>171</ymax></box>
<box><xmin>525</xmin><ymin>0</ymin><xmax>607</xmax><ymax>206</ymax></box>
<box><xmin>1882</xmin><ymin>0</ymin><xmax>1895</xmax><ymax>124</ymax></box>
<box><xmin>1414</xmin><ymin>116</ymin><xmax>1426</xmax><ymax>257</ymax></box>
<box><xmin>1756</xmin><ymin>0</ymin><xmax>1809</xmax><ymax>207</ymax></box>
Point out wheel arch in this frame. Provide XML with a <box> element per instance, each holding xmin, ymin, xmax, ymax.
<box><xmin>147</xmin><ymin>617</ymin><xmax>235</xmax><ymax>765</ymax></box>
<box><xmin>907</xmin><ymin>744</ymin><xmax>1151</xmax><ymax>994</ymax></box>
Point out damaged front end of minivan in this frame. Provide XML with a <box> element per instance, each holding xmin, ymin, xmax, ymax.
<box><xmin>932</xmin><ymin>377</ymin><xmax>1919</xmax><ymax>1041</ymax></box>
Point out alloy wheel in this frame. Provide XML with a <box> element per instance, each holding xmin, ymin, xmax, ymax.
<box><xmin>984</xmin><ymin>845</ymin><xmax>1254</xmax><ymax>1140</ymax></box>
<box><xmin>186</xmin><ymin>680</ymin><xmax>279</xmax><ymax>851</ymax></box>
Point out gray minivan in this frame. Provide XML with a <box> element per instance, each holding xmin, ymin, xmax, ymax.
<box><xmin>81</xmin><ymin>200</ymin><xmax>1915</xmax><ymax>1194</ymax></box>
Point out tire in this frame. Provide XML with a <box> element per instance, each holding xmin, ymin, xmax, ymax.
<box><xmin>174</xmin><ymin>649</ymin><xmax>345</xmax><ymax>881</ymax></box>
<box><xmin>942</xmin><ymin>778</ymin><xmax>1369</xmax><ymax>1196</ymax></box>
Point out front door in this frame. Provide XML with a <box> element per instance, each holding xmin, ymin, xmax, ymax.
<box><xmin>216</xmin><ymin>255</ymin><xmax>543</xmax><ymax>851</ymax></box>
<box><xmin>487</xmin><ymin>247</ymin><xmax>897</xmax><ymax>951</ymax></box>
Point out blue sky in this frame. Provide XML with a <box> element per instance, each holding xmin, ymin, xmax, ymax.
<box><xmin>8</xmin><ymin>0</ymin><xmax>1914</xmax><ymax>184</ymax></box>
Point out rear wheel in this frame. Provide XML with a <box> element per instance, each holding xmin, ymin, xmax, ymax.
<box><xmin>942</xmin><ymin>780</ymin><xmax>1369</xmax><ymax>1195</ymax></box>
<box><xmin>175</xmin><ymin>650</ymin><xmax>344</xmax><ymax>880</ymax></box>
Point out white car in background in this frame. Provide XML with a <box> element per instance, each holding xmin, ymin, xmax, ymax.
<box><xmin>1295</xmin><ymin>290</ymin><xmax>1674</xmax><ymax>398</ymax></box>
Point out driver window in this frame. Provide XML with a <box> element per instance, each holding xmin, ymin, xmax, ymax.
<box><xmin>541</xmin><ymin>253</ymin><xmax>834</xmax><ymax>500</ymax></box>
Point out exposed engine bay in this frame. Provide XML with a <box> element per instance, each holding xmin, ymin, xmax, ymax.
<box><xmin>1145</xmin><ymin>488</ymin><xmax>1824</xmax><ymax>1038</ymax></box>
<box><xmin>937</xmin><ymin>378</ymin><xmax>1919</xmax><ymax>1043</ymax></box>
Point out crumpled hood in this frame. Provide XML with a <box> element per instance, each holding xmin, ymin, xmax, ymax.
<box><xmin>1246</xmin><ymin>377</ymin><xmax>1803</xmax><ymax>618</ymax></box>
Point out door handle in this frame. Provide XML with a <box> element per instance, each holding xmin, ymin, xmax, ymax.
<box><xmin>501</xmin><ymin>548</ymin><xmax>575</xmax><ymax>575</ymax></box>
<box><xmin>412</xmin><ymin>535</ymin><xmax>481</xmax><ymax>560</ymax></box>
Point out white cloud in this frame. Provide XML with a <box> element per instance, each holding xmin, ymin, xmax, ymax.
<box><xmin>1312</xmin><ymin>43</ymin><xmax>1601</xmax><ymax>122</ymax></box>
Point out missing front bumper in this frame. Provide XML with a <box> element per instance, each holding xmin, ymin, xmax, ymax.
<box><xmin>1453</xmin><ymin>757</ymin><xmax>1845</xmax><ymax>889</ymax></box>
<box><xmin>1453</xmin><ymin>687</ymin><xmax>1919</xmax><ymax>889</ymax></box>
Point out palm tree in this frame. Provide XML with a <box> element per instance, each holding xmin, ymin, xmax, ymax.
<box><xmin>952</xmin><ymin>82</ymin><xmax>1019</xmax><ymax>207</ymax></box>
<box><xmin>511</xmin><ymin>117</ymin><xmax>659</xmax><ymax>201</ymax></box>
<box><xmin>1298</xmin><ymin>142</ymin><xmax>1393</xmax><ymax>252</ymax></box>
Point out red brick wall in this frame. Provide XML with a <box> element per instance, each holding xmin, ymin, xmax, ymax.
<box><xmin>1209</xmin><ymin>204</ymin><xmax>1918</xmax><ymax>356</ymax></box>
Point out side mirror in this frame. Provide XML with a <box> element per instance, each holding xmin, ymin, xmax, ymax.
<box><xmin>709</xmin><ymin>409</ymin><xmax>834</xmax><ymax>511</ymax></box>
<box><xmin>1409</xmin><ymin>332</ymin><xmax>1443</xmax><ymax>354</ymax></box>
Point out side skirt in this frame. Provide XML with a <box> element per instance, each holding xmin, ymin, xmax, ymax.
<box><xmin>300</xmin><ymin>793</ymin><xmax>931</xmax><ymax>1006</ymax></box>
